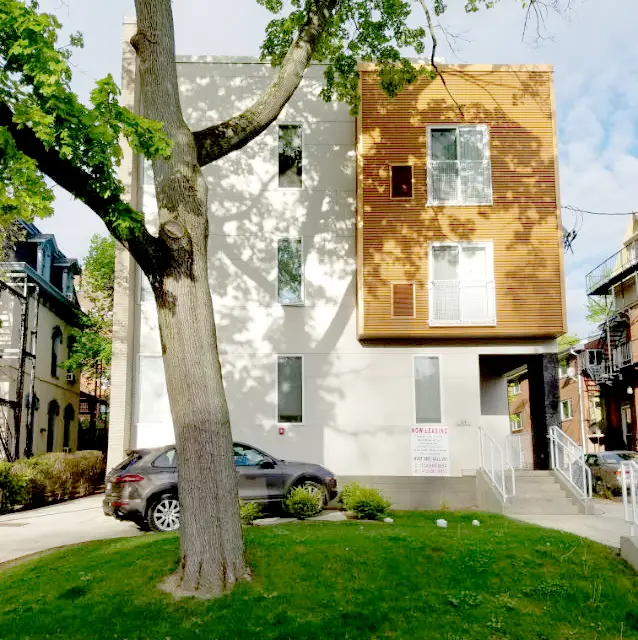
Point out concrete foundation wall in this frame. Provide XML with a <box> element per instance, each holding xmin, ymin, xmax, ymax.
<box><xmin>338</xmin><ymin>475</ymin><xmax>479</xmax><ymax>510</ymax></box>
<box><xmin>620</xmin><ymin>536</ymin><xmax>638</xmax><ymax>572</ymax></box>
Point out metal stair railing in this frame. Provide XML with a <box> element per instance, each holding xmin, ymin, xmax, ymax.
<box><xmin>478</xmin><ymin>426</ymin><xmax>516</xmax><ymax>502</ymax></box>
<box><xmin>620</xmin><ymin>460</ymin><xmax>638</xmax><ymax>537</ymax></box>
<box><xmin>548</xmin><ymin>425</ymin><xmax>592</xmax><ymax>501</ymax></box>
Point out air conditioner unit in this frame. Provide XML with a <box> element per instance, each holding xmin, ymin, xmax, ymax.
<box><xmin>66</xmin><ymin>371</ymin><xmax>76</xmax><ymax>383</ymax></box>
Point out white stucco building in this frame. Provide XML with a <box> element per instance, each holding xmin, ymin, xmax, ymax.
<box><xmin>109</xmin><ymin>28</ymin><xmax>565</xmax><ymax>502</ymax></box>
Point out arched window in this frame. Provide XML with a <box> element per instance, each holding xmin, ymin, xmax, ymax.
<box><xmin>47</xmin><ymin>400</ymin><xmax>59</xmax><ymax>453</ymax></box>
<box><xmin>63</xmin><ymin>404</ymin><xmax>75</xmax><ymax>451</ymax></box>
<box><xmin>51</xmin><ymin>327</ymin><xmax>62</xmax><ymax>378</ymax></box>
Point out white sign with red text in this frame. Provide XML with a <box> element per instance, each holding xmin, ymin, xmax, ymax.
<box><xmin>411</xmin><ymin>426</ymin><xmax>450</xmax><ymax>476</ymax></box>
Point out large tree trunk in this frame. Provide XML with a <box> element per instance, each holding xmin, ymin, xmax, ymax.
<box><xmin>156</xmin><ymin>228</ymin><xmax>249</xmax><ymax>598</ymax></box>
<box><xmin>132</xmin><ymin>0</ymin><xmax>247</xmax><ymax>598</ymax></box>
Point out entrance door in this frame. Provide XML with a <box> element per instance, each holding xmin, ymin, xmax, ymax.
<box><xmin>621</xmin><ymin>403</ymin><xmax>632</xmax><ymax>448</ymax></box>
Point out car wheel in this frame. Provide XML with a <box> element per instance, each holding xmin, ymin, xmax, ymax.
<box><xmin>299</xmin><ymin>480</ymin><xmax>328</xmax><ymax>507</ymax></box>
<box><xmin>148</xmin><ymin>494</ymin><xmax>180</xmax><ymax>532</ymax></box>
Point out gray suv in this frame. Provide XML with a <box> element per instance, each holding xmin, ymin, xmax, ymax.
<box><xmin>103</xmin><ymin>442</ymin><xmax>338</xmax><ymax>532</ymax></box>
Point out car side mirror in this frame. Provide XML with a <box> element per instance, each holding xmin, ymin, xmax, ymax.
<box><xmin>259</xmin><ymin>459</ymin><xmax>275</xmax><ymax>469</ymax></box>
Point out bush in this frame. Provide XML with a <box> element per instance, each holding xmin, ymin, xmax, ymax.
<box><xmin>239</xmin><ymin>501</ymin><xmax>262</xmax><ymax>525</ymax></box>
<box><xmin>0</xmin><ymin>461</ymin><xmax>26</xmax><ymax>514</ymax></box>
<box><xmin>9</xmin><ymin>451</ymin><xmax>105</xmax><ymax>507</ymax></box>
<box><xmin>284</xmin><ymin>485</ymin><xmax>323</xmax><ymax>520</ymax></box>
<box><xmin>340</xmin><ymin>482</ymin><xmax>390</xmax><ymax>521</ymax></box>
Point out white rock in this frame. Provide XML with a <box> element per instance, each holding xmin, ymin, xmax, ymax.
<box><xmin>472</xmin><ymin>519</ymin><xmax>481</xmax><ymax>527</ymax></box>
<box><xmin>436</xmin><ymin>518</ymin><xmax>448</xmax><ymax>528</ymax></box>
<box><xmin>383</xmin><ymin>517</ymin><xmax>394</xmax><ymax>524</ymax></box>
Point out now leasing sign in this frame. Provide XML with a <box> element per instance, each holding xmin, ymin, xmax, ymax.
<box><xmin>411</xmin><ymin>426</ymin><xmax>450</xmax><ymax>476</ymax></box>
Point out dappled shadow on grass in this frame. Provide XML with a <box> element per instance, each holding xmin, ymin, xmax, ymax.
<box><xmin>0</xmin><ymin>512</ymin><xmax>637</xmax><ymax>640</ymax></box>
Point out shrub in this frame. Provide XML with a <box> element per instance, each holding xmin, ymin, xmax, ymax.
<box><xmin>10</xmin><ymin>451</ymin><xmax>105</xmax><ymax>507</ymax></box>
<box><xmin>239</xmin><ymin>501</ymin><xmax>262</xmax><ymax>525</ymax></box>
<box><xmin>340</xmin><ymin>482</ymin><xmax>390</xmax><ymax>521</ymax></box>
<box><xmin>284</xmin><ymin>485</ymin><xmax>323</xmax><ymax>520</ymax></box>
<box><xmin>0</xmin><ymin>461</ymin><xmax>26</xmax><ymax>514</ymax></box>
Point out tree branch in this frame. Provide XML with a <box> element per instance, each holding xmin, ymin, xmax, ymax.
<box><xmin>0</xmin><ymin>100</ymin><xmax>161</xmax><ymax>278</ymax></box>
<box><xmin>419</xmin><ymin>0</ymin><xmax>464</xmax><ymax>118</ymax></box>
<box><xmin>193</xmin><ymin>0</ymin><xmax>339</xmax><ymax>168</ymax></box>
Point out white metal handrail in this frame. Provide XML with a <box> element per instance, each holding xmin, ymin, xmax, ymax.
<box><xmin>620</xmin><ymin>460</ymin><xmax>638</xmax><ymax>537</ymax></box>
<box><xmin>478</xmin><ymin>426</ymin><xmax>516</xmax><ymax>501</ymax></box>
<box><xmin>548</xmin><ymin>425</ymin><xmax>592</xmax><ymax>501</ymax></box>
<box><xmin>505</xmin><ymin>432</ymin><xmax>533</xmax><ymax>470</ymax></box>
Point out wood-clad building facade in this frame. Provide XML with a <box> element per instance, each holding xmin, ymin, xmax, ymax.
<box><xmin>356</xmin><ymin>65</ymin><xmax>566</xmax><ymax>340</ymax></box>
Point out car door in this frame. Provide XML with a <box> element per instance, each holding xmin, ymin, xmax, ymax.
<box><xmin>233</xmin><ymin>444</ymin><xmax>287</xmax><ymax>502</ymax></box>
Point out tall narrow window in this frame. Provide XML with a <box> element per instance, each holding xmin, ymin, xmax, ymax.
<box><xmin>391</xmin><ymin>165</ymin><xmax>413</xmax><ymax>198</ymax></box>
<box><xmin>278</xmin><ymin>125</ymin><xmax>302</xmax><ymax>188</ymax></box>
<box><xmin>51</xmin><ymin>327</ymin><xmax>62</xmax><ymax>378</ymax></box>
<box><xmin>278</xmin><ymin>356</ymin><xmax>303</xmax><ymax>423</ymax></box>
<box><xmin>47</xmin><ymin>400</ymin><xmax>59</xmax><ymax>453</ymax></box>
<box><xmin>63</xmin><ymin>404</ymin><xmax>75</xmax><ymax>451</ymax></box>
<box><xmin>278</xmin><ymin>238</ymin><xmax>303</xmax><ymax>305</ymax></box>
<box><xmin>428</xmin><ymin>125</ymin><xmax>492</xmax><ymax>205</ymax></box>
<box><xmin>429</xmin><ymin>242</ymin><xmax>496</xmax><ymax>326</ymax></box>
<box><xmin>414</xmin><ymin>356</ymin><xmax>442</xmax><ymax>424</ymax></box>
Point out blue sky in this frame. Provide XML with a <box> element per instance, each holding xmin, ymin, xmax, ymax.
<box><xmin>37</xmin><ymin>0</ymin><xmax>638</xmax><ymax>338</ymax></box>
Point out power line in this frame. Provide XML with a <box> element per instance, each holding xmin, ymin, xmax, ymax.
<box><xmin>562</xmin><ymin>205</ymin><xmax>637</xmax><ymax>216</ymax></box>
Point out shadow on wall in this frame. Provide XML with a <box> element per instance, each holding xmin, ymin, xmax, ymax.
<box><xmin>139</xmin><ymin>64</ymin><xmax>359</xmax><ymax>464</ymax></box>
<box><xmin>359</xmin><ymin>69</ymin><xmax>562</xmax><ymax>337</ymax></box>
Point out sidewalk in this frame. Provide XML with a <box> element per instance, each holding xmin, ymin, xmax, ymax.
<box><xmin>511</xmin><ymin>498</ymin><xmax>632</xmax><ymax>548</ymax></box>
<box><xmin>0</xmin><ymin>494</ymin><xmax>142</xmax><ymax>565</ymax></box>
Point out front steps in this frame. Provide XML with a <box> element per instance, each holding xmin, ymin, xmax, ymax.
<box><xmin>505</xmin><ymin>470</ymin><xmax>584</xmax><ymax>516</ymax></box>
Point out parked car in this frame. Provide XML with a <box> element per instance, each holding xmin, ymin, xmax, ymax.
<box><xmin>103</xmin><ymin>442</ymin><xmax>338</xmax><ymax>532</ymax></box>
<box><xmin>585</xmin><ymin>451</ymin><xmax>638</xmax><ymax>495</ymax></box>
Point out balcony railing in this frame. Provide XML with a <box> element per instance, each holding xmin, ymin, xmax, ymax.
<box><xmin>613</xmin><ymin>340</ymin><xmax>632</xmax><ymax>369</ymax></box>
<box><xmin>586</xmin><ymin>240</ymin><xmax>638</xmax><ymax>296</ymax></box>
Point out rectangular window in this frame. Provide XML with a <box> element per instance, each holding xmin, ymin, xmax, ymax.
<box><xmin>414</xmin><ymin>356</ymin><xmax>442</xmax><ymax>424</ymax></box>
<box><xmin>391</xmin><ymin>165</ymin><xmax>413</xmax><ymax>198</ymax></box>
<box><xmin>508</xmin><ymin>380</ymin><xmax>521</xmax><ymax>396</ymax></box>
<box><xmin>429</xmin><ymin>242</ymin><xmax>496</xmax><ymax>325</ymax></box>
<box><xmin>428</xmin><ymin>125</ymin><xmax>492</xmax><ymax>205</ymax></box>
<box><xmin>559</xmin><ymin>359</ymin><xmax>569</xmax><ymax>378</ymax></box>
<box><xmin>560</xmin><ymin>399</ymin><xmax>573</xmax><ymax>421</ymax></box>
<box><xmin>278</xmin><ymin>124</ymin><xmax>302</xmax><ymax>188</ymax></box>
<box><xmin>277</xmin><ymin>356</ymin><xmax>303</xmax><ymax>423</ymax></box>
<box><xmin>509</xmin><ymin>412</ymin><xmax>523</xmax><ymax>433</ymax></box>
<box><xmin>277</xmin><ymin>238</ymin><xmax>303</xmax><ymax>305</ymax></box>
<box><xmin>392</xmin><ymin>283</ymin><xmax>415</xmax><ymax>317</ymax></box>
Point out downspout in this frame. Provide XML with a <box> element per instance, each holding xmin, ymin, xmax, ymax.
<box><xmin>571</xmin><ymin>349</ymin><xmax>587</xmax><ymax>454</ymax></box>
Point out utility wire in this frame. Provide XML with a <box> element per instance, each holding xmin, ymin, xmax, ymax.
<box><xmin>562</xmin><ymin>205</ymin><xmax>637</xmax><ymax>216</ymax></box>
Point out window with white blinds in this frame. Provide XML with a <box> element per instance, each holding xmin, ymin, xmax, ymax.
<box><xmin>429</xmin><ymin>242</ymin><xmax>496</xmax><ymax>326</ymax></box>
<box><xmin>427</xmin><ymin>126</ymin><xmax>493</xmax><ymax>205</ymax></box>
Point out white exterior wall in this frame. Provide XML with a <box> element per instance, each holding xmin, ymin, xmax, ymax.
<box><xmin>128</xmin><ymin>59</ymin><xmax>556</xmax><ymax>476</ymax></box>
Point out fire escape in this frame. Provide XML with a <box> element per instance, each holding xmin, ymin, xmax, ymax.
<box><xmin>580</xmin><ymin>240</ymin><xmax>637</xmax><ymax>386</ymax></box>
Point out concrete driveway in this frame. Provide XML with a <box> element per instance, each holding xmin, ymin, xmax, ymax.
<box><xmin>0</xmin><ymin>494</ymin><xmax>143</xmax><ymax>565</ymax></box>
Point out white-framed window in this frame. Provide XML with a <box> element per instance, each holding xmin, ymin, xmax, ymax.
<box><xmin>414</xmin><ymin>356</ymin><xmax>442</xmax><ymax>424</ymax></box>
<box><xmin>508</xmin><ymin>380</ymin><xmax>521</xmax><ymax>396</ymax></box>
<box><xmin>277</xmin><ymin>355</ymin><xmax>303</xmax><ymax>423</ymax></box>
<box><xmin>428</xmin><ymin>242</ymin><xmax>496</xmax><ymax>326</ymax></box>
<box><xmin>278</xmin><ymin>124</ymin><xmax>302</xmax><ymax>189</ymax></box>
<box><xmin>559</xmin><ymin>359</ymin><xmax>569</xmax><ymax>378</ymax></box>
<box><xmin>509</xmin><ymin>412</ymin><xmax>523</xmax><ymax>433</ymax></box>
<box><xmin>277</xmin><ymin>238</ymin><xmax>303</xmax><ymax>305</ymax></box>
<box><xmin>560</xmin><ymin>399</ymin><xmax>573</xmax><ymax>421</ymax></box>
<box><xmin>427</xmin><ymin>125</ymin><xmax>493</xmax><ymax>206</ymax></box>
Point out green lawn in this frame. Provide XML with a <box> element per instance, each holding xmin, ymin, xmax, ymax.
<box><xmin>0</xmin><ymin>512</ymin><xmax>637</xmax><ymax>640</ymax></box>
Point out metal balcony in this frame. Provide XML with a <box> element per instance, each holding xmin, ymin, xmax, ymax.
<box><xmin>586</xmin><ymin>240</ymin><xmax>638</xmax><ymax>296</ymax></box>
